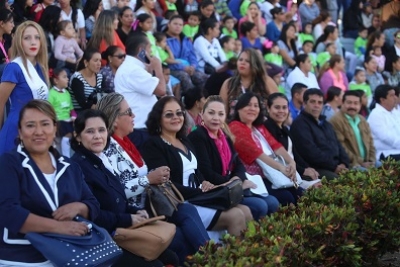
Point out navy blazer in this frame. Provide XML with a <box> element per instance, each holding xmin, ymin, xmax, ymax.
<box><xmin>72</xmin><ymin>146</ymin><xmax>139</xmax><ymax>234</ymax></box>
<box><xmin>0</xmin><ymin>146</ymin><xmax>99</xmax><ymax>264</ymax></box>
<box><xmin>188</xmin><ymin>126</ymin><xmax>247</xmax><ymax>185</ymax></box>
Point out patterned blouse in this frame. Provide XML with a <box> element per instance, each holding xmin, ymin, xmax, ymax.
<box><xmin>99</xmin><ymin>64</ymin><xmax>115</xmax><ymax>93</ymax></box>
<box><xmin>104</xmin><ymin>137</ymin><xmax>150</xmax><ymax>208</ymax></box>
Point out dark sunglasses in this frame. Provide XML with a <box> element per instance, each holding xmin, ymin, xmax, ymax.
<box><xmin>119</xmin><ymin>108</ymin><xmax>133</xmax><ymax>117</ymax></box>
<box><xmin>113</xmin><ymin>54</ymin><xmax>126</xmax><ymax>59</ymax></box>
<box><xmin>163</xmin><ymin>111</ymin><xmax>185</xmax><ymax>119</ymax></box>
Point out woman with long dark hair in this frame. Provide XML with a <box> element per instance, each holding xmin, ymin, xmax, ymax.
<box><xmin>277</xmin><ymin>22</ymin><xmax>298</xmax><ymax>71</ymax></box>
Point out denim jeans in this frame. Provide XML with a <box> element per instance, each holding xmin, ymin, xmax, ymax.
<box><xmin>241</xmin><ymin>195</ymin><xmax>279</xmax><ymax>220</ymax></box>
<box><xmin>167</xmin><ymin>202</ymin><xmax>210</xmax><ymax>264</ymax></box>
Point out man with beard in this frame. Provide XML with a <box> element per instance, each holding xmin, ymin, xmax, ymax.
<box><xmin>329</xmin><ymin>91</ymin><xmax>377</xmax><ymax>169</ymax></box>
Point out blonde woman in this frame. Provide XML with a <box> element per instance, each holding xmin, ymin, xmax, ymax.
<box><xmin>87</xmin><ymin>10</ymin><xmax>125</xmax><ymax>66</ymax></box>
<box><xmin>0</xmin><ymin>21</ymin><xmax>49</xmax><ymax>155</ymax></box>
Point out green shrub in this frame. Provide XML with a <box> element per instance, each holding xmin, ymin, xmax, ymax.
<box><xmin>188</xmin><ymin>161</ymin><xmax>400</xmax><ymax>266</ymax></box>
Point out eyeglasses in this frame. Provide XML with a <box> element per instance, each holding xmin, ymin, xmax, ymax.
<box><xmin>163</xmin><ymin>111</ymin><xmax>185</xmax><ymax>119</ymax></box>
<box><xmin>113</xmin><ymin>54</ymin><xmax>126</xmax><ymax>59</ymax></box>
<box><xmin>119</xmin><ymin>108</ymin><xmax>133</xmax><ymax>117</ymax></box>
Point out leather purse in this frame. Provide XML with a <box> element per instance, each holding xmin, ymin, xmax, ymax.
<box><xmin>26</xmin><ymin>216</ymin><xmax>122</xmax><ymax>267</ymax></box>
<box><xmin>113</xmin><ymin>216</ymin><xmax>176</xmax><ymax>261</ymax></box>
<box><xmin>188</xmin><ymin>179</ymin><xmax>243</xmax><ymax>210</ymax></box>
<box><xmin>146</xmin><ymin>181</ymin><xmax>185</xmax><ymax>217</ymax></box>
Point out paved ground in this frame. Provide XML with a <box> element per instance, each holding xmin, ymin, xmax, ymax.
<box><xmin>378</xmin><ymin>252</ymin><xmax>400</xmax><ymax>266</ymax></box>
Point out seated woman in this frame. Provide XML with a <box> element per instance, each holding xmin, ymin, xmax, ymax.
<box><xmin>318</xmin><ymin>54</ymin><xmax>349</xmax><ymax>95</ymax></box>
<box><xmin>240</xmin><ymin>21</ymin><xmax>262</xmax><ymax>51</ymax></box>
<box><xmin>95</xmin><ymin>93</ymin><xmax>210</xmax><ymax>264</ymax></box>
<box><xmin>99</xmin><ymin>45</ymin><xmax>126</xmax><ymax>93</ymax></box>
<box><xmin>264</xmin><ymin>93</ymin><xmax>322</xmax><ymax>184</ymax></box>
<box><xmin>71</xmin><ymin>109</ymin><xmax>179</xmax><ymax>267</ymax></box>
<box><xmin>142</xmin><ymin>96</ymin><xmax>252</xmax><ymax>237</ymax></box>
<box><xmin>229</xmin><ymin>92</ymin><xmax>304</xmax><ymax>206</ymax></box>
<box><xmin>182</xmin><ymin>87</ymin><xmax>206</xmax><ymax>132</ymax></box>
<box><xmin>188</xmin><ymin>96</ymin><xmax>279</xmax><ymax>220</ymax></box>
<box><xmin>193</xmin><ymin>18</ymin><xmax>227</xmax><ymax>74</ymax></box>
<box><xmin>321</xmin><ymin>86</ymin><xmax>343</xmax><ymax>121</ymax></box>
<box><xmin>0</xmin><ymin>100</ymin><xmax>99</xmax><ymax>265</ymax></box>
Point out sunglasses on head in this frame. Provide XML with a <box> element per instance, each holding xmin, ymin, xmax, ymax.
<box><xmin>119</xmin><ymin>108</ymin><xmax>133</xmax><ymax>117</ymax></box>
<box><xmin>113</xmin><ymin>54</ymin><xmax>126</xmax><ymax>59</ymax></box>
<box><xmin>163</xmin><ymin>111</ymin><xmax>185</xmax><ymax>119</ymax></box>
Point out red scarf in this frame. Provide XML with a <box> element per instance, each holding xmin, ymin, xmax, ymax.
<box><xmin>112</xmin><ymin>134</ymin><xmax>144</xmax><ymax>167</ymax></box>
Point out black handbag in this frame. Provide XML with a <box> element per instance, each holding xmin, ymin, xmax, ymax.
<box><xmin>146</xmin><ymin>181</ymin><xmax>185</xmax><ymax>217</ymax></box>
<box><xmin>26</xmin><ymin>216</ymin><xmax>122</xmax><ymax>267</ymax></box>
<box><xmin>188</xmin><ymin>179</ymin><xmax>244</xmax><ymax>210</ymax></box>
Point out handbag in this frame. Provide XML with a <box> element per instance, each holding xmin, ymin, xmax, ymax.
<box><xmin>256</xmin><ymin>158</ymin><xmax>303</xmax><ymax>189</ymax></box>
<box><xmin>188</xmin><ymin>179</ymin><xmax>243</xmax><ymax>210</ymax></box>
<box><xmin>26</xmin><ymin>216</ymin><xmax>122</xmax><ymax>267</ymax></box>
<box><xmin>146</xmin><ymin>181</ymin><xmax>185</xmax><ymax>217</ymax></box>
<box><xmin>113</xmin><ymin>216</ymin><xmax>176</xmax><ymax>261</ymax></box>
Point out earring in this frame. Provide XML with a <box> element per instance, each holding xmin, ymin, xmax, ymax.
<box><xmin>201</xmin><ymin>120</ymin><xmax>204</xmax><ymax>126</ymax></box>
<box><xmin>20</xmin><ymin>139</ymin><xmax>24</xmax><ymax>148</ymax></box>
<box><xmin>157</xmin><ymin>126</ymin><xmax>162</xmax><ymax>133</ymax></box>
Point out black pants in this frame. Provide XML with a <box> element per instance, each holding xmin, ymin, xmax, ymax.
<box><xmin>315</xmin><ymin>169</ymin><xmax>339</xmax><ymax>181</ymax></box>
<box><xmin>112</xmin><ymin>248</ymin><xmax>179</xmax><ymax>267</ymax></box>
<box><xmin>380</xmin><ymin>153</ymin><xmax>400</xmax><ymax>161</ymax></box>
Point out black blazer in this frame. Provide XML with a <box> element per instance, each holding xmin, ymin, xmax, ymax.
<box><xmin>72</xmin><ymin>146</ymin><xmax>138</xmax><ymax>233</ymax></box>
<box><xmin>141</xmin><ymin>135</ymin><xmax>203</xmax><ymax>199</ymax></box>
<box><xmin>188</xmin><ymin>126</ymin><xmax>246</xmax><ymax>185</ymax></box>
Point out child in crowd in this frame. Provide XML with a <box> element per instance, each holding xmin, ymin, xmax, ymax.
<box><xmin>234</xmin><ymin>39</ymin><xmax>242</xmax><ymax>57</ymax></box>
<box><xmin>297</xmin><ymin>22</ymin><xmax>314</xmax><ymax>48</ymax></box>
<box><xmin>240</xmin><ymin>21</ymin><xmax>262</xmax><ymax>51</ymax></box>
<box><xmin>361</xmin><ymin>2</ymin><xmax>373</xmax><ymax>29</ymax></box>
<box><xmin>183</xmin><ymin>11</ymin><xmax>201</xmax><ymax>40</ymax></box>
<box><xmin>301</xmin><ymin>40</ymin><xmax>317</xmax><ymax>73</ymax></box>
<box><xmin>317</xmin><ymin>42</ymin><xmax>336</xmax><ymax>68</ymax></box>
<box><xmin>54</xmin><ymin>20</ymin><xmax>83</xmax><ymax>73</ymax></box>
<box><xmin>154</xmin><ymin>32</ymin><xmax>180</xmax><ymax>65</ymax></box>
<box><xmin>111</xmin><ymin>0</ymin><xmax>131</xmax><ymax>13</ymax></box>
<box><xmin>371</xmin><ymin>46</ymin><xmax>385</xmax><ymax>72</ymax></box>
<box><xmin>264</xmin><ymin>41</ymin><xmax>283</xmax><ymax>67</ymax></box>
<box><xmin>354</xmin><ymin>27</ymin><xmax>368</xmax><ymax>60</ymax></box>
<box><xmin>166</xmin><ymin>0</ymin><xmax>177</xmax><ymax>11</ymax></box>
<box><xmin>220</xmin><ymin>35</ymin><xmax>236</xmax><ymax>60</ymax></box>
<box><xmin>267</xmin><ymin>64</ymin><xmax>285</xmax><ymax>94</ymax></box>
<box><xmin>132</xmin><ymin>13</ymin><xmax>159</xmax><ymax>58</ymax></box>
<box><xmin>222</xmin><ymin>16</ymin><xmax>238</xmax><ymax>39</ymax></box>
<box><xmin>48</xmin><ymin>68</ymin><xmax>77</xmax><ymax>157</ymax></box>
<box><xmin>162</xmin><ymin>64</ymin><xmax>181</xmax><ymax>98</ymax></box>
<box><xmin>354</xmin><ymin>89</ymin><xmax>371</xmax><ymax>118</ymax></box>
<box><xmin>349</xmin><ymin>68</ymin><xmax>372</xmax><ymax>105</ymax></box>
<box><xmin>184</xmin><ymin>0</ymin><xmax>198</xmax><ymax>14</ymax></box>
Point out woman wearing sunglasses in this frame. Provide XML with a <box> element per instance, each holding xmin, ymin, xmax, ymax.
<box><xmin>96</xmin><ymin>93</ymin><xmax>210</xmax><ymax>265</ymax></box>
<box><xmin>100</xmin><ymin>46</ymin><xmax>125</xmax><ymax>93</ymax></box>
<box><xmin>142</xmin><ymin>96</ymin><xmax>252</xmax><ymax>238</ymax></box>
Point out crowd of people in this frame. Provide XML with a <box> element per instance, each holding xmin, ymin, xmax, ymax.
<box><xmin>1</xmin><ymin>0</ymin><xmax>400</xmax><ymax>265</ymax></box>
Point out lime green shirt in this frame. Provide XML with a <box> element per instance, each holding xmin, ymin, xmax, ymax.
<box><xmin>354</xmin><ymin>37</ymin><xmax>367</xmax><ymax>56</ymax></box>
<box><xmin>349</xmin><ymin>82</ymin><xmax>372</xmax><ymax>98</ymax></box>
<box><xmin>345</xmin><ymin>113</ymin><xmax>366</xmax><ymax>160</ymax></box>
<box><xmin>240</xmin><ymin>0</ymin><xmax>251</xmax><ymax>17</ymax></box>
<box><xmin>309</xmin><ymin>53</ymin><xmax>317</xmax><ymax>73</ymax></box>
<box><xmin>222</xmin><ymin>27</ymin><xmax>238</xmax><ymax>39</ymax></box>
<box><xmin>183</xmin><ymin>25</ymin><xmax>199</xmax><ymax>39</ymax></box>
<box><xmin>298</xmin><ymin>33</ymin><xmax>314</xmax><ymax>45</ymax></box>
<box><xmin>264</xmin><ymin>53</ymin><xmax>283</xmax><ymax>67</ymax></box>
<box><xmin>146</xmin><ymin>32</ymin><xmax>159</xmax><ymax>58</ymax></box>
<box><xmin>224</xmin><ymin>50</ymin><xmax>236</xmax><ymax>60</ymax></box>
<box><xmin>156</xmin><ymin>46</ymin><xmax>169</xmax><ymax>63</ymax></box>
<box><xmin>166</xmin><ymin>2</ymin><xmax>177</xmax><ymax>10</ymax></box>
<box><xmin>317</xmin><ymin>52</ymin><xmax>331</xmax><ymax>67</ymax></box>
<box><xmin>48</xmin><ymin>87</ymin><xmax>74</xmax><ymax>121</ymax></box>
<box><xmin>278</xmin><ymin>85</ymin><xmax>285</xmax><ymax>94</ymax></box>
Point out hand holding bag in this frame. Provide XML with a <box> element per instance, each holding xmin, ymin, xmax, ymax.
<box><xmin>188</xmin><ymin>179</ymin><xmax>243</xmax><ymax>210</ymax></box>
<box><xmin>26</xmin><ymin>216</ymin><xmax>122</xmax><ymax>267</ymax></box>
<box><xmin>146</xmin><ymin>181</ymin><xmax>185</xmax><ymax>217</ymax></box>
<box><xmin>113</xmin><ymin>215</ymin><xmax>176</xmax><ymax>261</ymax></box>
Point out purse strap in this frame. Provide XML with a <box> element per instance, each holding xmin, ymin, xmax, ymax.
<box><xmin>0</xmin><ymin>41</ymin><xmax>9</xmax><ymax>64</ymax></box>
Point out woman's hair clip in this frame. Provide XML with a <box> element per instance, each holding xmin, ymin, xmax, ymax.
<box><xmin>264</xmin><ymin>40</ymin><xmax>273</xmax><ymax>49</ymax></box>
<box><xmin>132</xmin><ymin>19</ymin><xmax>139</xmax><ymax>31</ymax></box>
<box><xmin>49</xmin><ymin>68</ymin><xmax>54</xmax><ymax>78</ymax></box>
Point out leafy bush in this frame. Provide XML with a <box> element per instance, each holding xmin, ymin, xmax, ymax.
<box><xmin>188</xmin><ymin>161</ymin><xmax>400</xmax><ymax>267</ymax></box>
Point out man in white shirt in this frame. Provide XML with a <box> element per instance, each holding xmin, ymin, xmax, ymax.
<box><xmin>368</xmin><ymin>84</ymin><xmax>400</xmax><ymax>161</ymax></box>
<box><xmin>115</xmin><ymin>33</ymin><xmax>166</xmax><ymax>150</ymax></box>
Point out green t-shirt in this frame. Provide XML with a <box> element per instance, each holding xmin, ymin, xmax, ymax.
<box><xmin>278</xmin><ymin>85</ymin><xmax>285</xmax><ymax>94</ymax></box>
<box><xmin>309</xmin><ymin>53</ymin><xmax>317</xmax><ymax>73</ymax></box>
<box><xmin>166</xmin><ymin>2</ymin><xmax>177</xmax><ymax>10</ymax></box>
<box><xmin>317</xmin><ymin>52</ymin><xmax>331</xmax><ymax>67</ymax></box>
<box><xmin>240</xmin><ymin>0</ymin><xmax>251</xmax><ymax>17</ymax></box>
<box><xmin>264</xmin><ymin>53</ymin><xmax>283</xmax><ymax>67</ymax></box>
<box><xmin>48</xmin><ymin>88</ymin><xmax>74</xmax><ymax>121</ymax></box>
<box><xmin>298</xmin><ymin>33</ymin><xmax>314</xmax><ymax>45</ymax></box>
<box><xmin>183</xmin><ymin>24</ymin><xmax>199</xmax><ymax>39</ymax></box>
<box><xmin>349</xmin><ymin>82</ymin><xmax>372</xmax><ymax>97</ymax></box>
<box><xmin>146</xmin><ymin>32</ymin><xmax>159</xmax><ymax>58</ymax></box>
<box><xmin>354</xmin><ymin>36</ymin><xmax>367</xmax><ymax>56</ymax></box>
<box><xmin>156</xmin><ymin>46</ymin><xmax>169</xmax><ymax>63</ymax></box>
<box><xmin>225</xmin><ymin>50</ymin><xmax>236</xmax><ymax>60</ymax></box>
<box><xmin>222</xmin><ymin>27</ymin><xmax>238</xmax><ymax>39</ymax></box>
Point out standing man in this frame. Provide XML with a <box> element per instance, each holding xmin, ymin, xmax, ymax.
<box><xmin>330</xmin><ymin>91</ymin><xmax>377</xmax><ymax>169</ymax></box>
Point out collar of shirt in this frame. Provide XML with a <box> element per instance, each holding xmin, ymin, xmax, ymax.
<box><xmin>124</xmin><ymin>55</ymin><xmax>146</xmax><ymax>69</ymax></box>
<box><xmin>53</xmin><ymin>86</ymin><xmax>66</xmax><ymax>93</ymax></box>
<box><xmin>344</xmin><ymin>113</ymin><xmax>360</xmax><ymax>126</ymax></box>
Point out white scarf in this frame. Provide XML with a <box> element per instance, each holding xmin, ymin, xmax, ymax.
<box><xmin>13</xmin><ymin>57</ymin><xmax>48</xmax><ymax>100</ymax></box>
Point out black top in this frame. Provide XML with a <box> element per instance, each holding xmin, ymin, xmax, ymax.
<box><xmin>188</xmin><ymin>125</ymin><xmax>246</xmax><ymax>185</ymax></box>
<box><xmin>0</xmin><ymin>35</ymin><xmax>12</xmax><ymax>65</ymax></box>
<box><xmin>290</xmin><ymin>110</ymin><xmax>350</xmax><ymax>171</ymax></box>
<box><xmin>116</xmin><ymin>27</ymin><xmax>130</xmax><ymax>45</ymax></box>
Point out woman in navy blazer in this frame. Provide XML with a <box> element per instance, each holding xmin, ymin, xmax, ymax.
<box><xmin>0</xmin><ymin>100</ymin><xmax>99</xmax><ymax>266</ymax></box>
<box><xmin>70</xmin><ymin>109</ymin><xmax>179</xmax><ymax>267</ymax></box>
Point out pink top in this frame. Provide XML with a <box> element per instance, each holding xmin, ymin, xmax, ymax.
<box><xmin>204</xmin><ymin>126</ymin><xmax>232</xmax><ymax>176</ymax></box>
<box><xmin>371</xmin><ymin>55</ymin><xmax>386</xmax><ymax>71</ymax></box>
<box><xmin>319</xmin><ymin>69</ymin><xmax>349</xmax><ymax>95</ymax></box>
<box><xmin>54</xmin><ymin>35</ymin><xmax>84</xmax><ymax>62</ymax></box>
<box><xmin>238</xmin><ymin>17</ymin><xmax>266</xmax><ymax>38</ymax></box>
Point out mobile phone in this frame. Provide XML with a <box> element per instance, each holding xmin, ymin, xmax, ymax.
<box><xmin>138</xmin><ymin>49</ymin><xmax>150</xmax><ymax>64</ymax></box>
